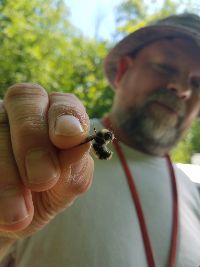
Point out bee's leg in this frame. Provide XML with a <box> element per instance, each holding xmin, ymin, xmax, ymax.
<box><xmin>79</xmin><ymin>135</ymin><xmax>95</xmax><ymax>145</ymax></box>
<box><xmin>78</xmin><ymin>128</ymin><xmax>98</xmax><ymax>146</ymax></box>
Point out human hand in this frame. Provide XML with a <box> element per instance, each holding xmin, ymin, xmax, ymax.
<box><xmin>0</xmin><ymin>83</ymin><xmax>94</xmax><ymax>241</ymax></box>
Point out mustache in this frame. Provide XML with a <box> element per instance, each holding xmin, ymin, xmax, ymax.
<box><xmin>146</xmin><ymin>88</ymin><xmax>186</xmax><ymax>117</ymax></box>
<box><xmin>119</xmin><ymin>88</ymin><xmax>186</xmax><ymax>133</ymax></box>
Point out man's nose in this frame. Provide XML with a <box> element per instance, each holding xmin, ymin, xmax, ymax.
<box><xmin>166</xmin><ymin>78</ymin><xmax>191</xmax><ymax>100</ymax></box>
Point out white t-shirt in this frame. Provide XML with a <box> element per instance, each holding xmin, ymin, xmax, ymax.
<box><xmin>1</xmin><ymin>119</ymin><xmax>200</xmax><ymax>267</ymax></box>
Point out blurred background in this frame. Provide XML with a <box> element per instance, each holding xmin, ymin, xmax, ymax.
<box><xmin>1</xmin><ymin>0</ymin><xmax>200</xmax><ymax>165</ymax></box>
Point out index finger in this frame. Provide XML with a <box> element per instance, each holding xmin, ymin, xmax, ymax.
<box><xmin>4</xmin><ymin>83</ymin><xmax>61</xmax><ymax>191</ymax></box>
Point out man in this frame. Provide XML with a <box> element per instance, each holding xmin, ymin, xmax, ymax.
<box><xmin>0</xmin><ymin>13</ymin><xmax>200</xmax><ymax>267</ymax></box>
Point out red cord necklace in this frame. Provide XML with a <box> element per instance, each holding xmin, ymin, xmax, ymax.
<box><xmin>102</xmin><ymin>117</ymin><xmax>178</xmax><ymax>267</ymax></box>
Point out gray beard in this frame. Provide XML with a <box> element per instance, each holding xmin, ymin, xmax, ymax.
<box><xmin>114</xmin><ymin>88</ymin><xmax>186</xmax><ymax>156</ymax></box>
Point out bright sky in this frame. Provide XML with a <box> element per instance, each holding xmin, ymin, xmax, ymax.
<box><xmin>67</xmin><ymin>0</ymin><xmax>121</xmax><ymax>39</ymax></box>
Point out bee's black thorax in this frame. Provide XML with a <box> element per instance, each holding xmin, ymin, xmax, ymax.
<box><xmin>90</xmin><ymin>128</ymin><xmax>114</xmax><ymax>160</ymax></box>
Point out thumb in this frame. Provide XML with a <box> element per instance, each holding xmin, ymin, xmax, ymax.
<box><xmin>48</xmin><ymin>93</ymin><xmax>90</xmax><ymax>149</ymax></box>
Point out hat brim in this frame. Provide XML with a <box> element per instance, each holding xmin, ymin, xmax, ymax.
<box><xmin>104</xmin><ymin>24</ymin><xmax>200</xmax><ymax>89</ymax></box>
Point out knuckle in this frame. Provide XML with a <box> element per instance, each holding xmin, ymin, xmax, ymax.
<box><xmin>50</xmin><ymin>92</ymin><xmax>79</xmax><ymax>101</ymax></box>
<box><xmin>65</xmin><ymin>93</ymin><xmax>83</xmax><ymax>104</ymax></box>
<box><xmin>4</xmin><ymin>83</ymin><xmax>49</xmax><ymax>131</ymax></box>
<box><xmin>49</xmin><ymin>101</ymin><xmax>84</xmax><ymax>118</ymax></box>
<box><xmin>49</xmin><ymin>92</ymin><xmax>86</xmax><ymax>110</ymax></box>
<box><xmin>4</xmin><ymin>83</ymin><xmax>47</xmax><ymax>102</ymax></box>
<box><xmin>15</xmin><ymin>115</ymin><xmax>47</xmax><ymax>137</ymax></box>
<box><xmin>70</xmin><ymin>156</ymin><xmax>94</xmax><ymax>194</ymax></box>
<box><xmin>73</xmin><ymin>174</ymin><xmax>92</xmax><ymax>194</ymax></box>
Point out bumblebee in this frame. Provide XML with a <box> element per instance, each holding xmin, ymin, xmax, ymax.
<box><xmin>83</xmin><ymin>128</ymin><xmax>115</xmax><ymax>160</ymax></box>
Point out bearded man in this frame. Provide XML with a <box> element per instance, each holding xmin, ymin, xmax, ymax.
<box><xmin>0</xmin><ymin>13</ymin><xmax>200</xmax><ymax>267</ymax></box>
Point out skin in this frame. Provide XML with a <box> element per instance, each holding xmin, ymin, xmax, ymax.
<box><xmin>109</xmin><ymin>38</ymin><xmax>200</xmax><ymax>156</ymax></box>
<box><xmin>1</xmin><ymin>37</ymin><xmax>200</xmax><ymax>259</ymax></box>
<box><xmin>0</xmin><ymin>84</ymin><xmax>94</xmax><ymax>259</ymax></box>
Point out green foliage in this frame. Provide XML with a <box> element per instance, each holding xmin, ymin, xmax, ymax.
<box><xmin>50</xmin><ymin>38</ymin><xmax>114</xmax><ymax>117</ymax></box>
<box><xmin>0</xmin><ymin>0</ymin><xmax>200</xmax><ymax>160</ymax></box>
<box><xmin>113</xmin><ymin>0</ymin><xmax>200</xmax><ymax>38</ymax></box>
<box><xmin>114</xmin><ymin>0</ymin><xmax>178</xmax><ymax>37</ymax></box>
<box><xmin>171</xmin><ymin>134</ymin><xmax>193</xmax><ymax>163</ymax></box>
<box><xmin>0</xmin><ymin>0</ymin><xmax>74</xmax><ymax>94</ymax></box>
<box><xmin>189</xmin><ymin>120</ymin><xmax>200</xmax><ymax>153</ymax></box>
<box><xmin>170</xmin><ymin>120</ymin><xmax>200</xmax><ymax>163</ymax></box>
<box><xmin>0</xmin><ymin>0</ymin><xmax>113</xmax><ymax>118</ymax></box>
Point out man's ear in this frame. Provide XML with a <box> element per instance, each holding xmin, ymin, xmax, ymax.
<box><xmin>114</xmin><ymin>56</ymin><xmax>133</xmax><ymax>87</ymax></box>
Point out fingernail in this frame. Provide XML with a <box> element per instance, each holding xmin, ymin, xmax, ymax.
<box><xmin>55</xmin><ymin>115</ymin><xmax>84</xmax><ymax>136</ymax></box>
<box><xmin>0</xmin><ymin>186</ymin><xmax>29</xmax><ymax>225</ymax></box>
<box><xmin>25</xmin><ymin>149</ymin><xmax>60</xmax><ymax>184</ymax></box>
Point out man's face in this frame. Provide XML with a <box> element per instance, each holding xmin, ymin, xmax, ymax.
<box><xmin>111</xmin><ymin>38</ymin><xmax>200</xmax><ymax>155</ymax></box>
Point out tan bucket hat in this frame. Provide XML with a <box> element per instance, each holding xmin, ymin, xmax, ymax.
<box><xmin>104</xmin><ymin>13</ymin><xmax>200</xmax><ymax>89</ymax></box>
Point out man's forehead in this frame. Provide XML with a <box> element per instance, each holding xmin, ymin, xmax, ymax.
<box><xmin>136</xmin><ymin>37</ymin><xmax>200</xmax><ymax>63</ymax></box>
